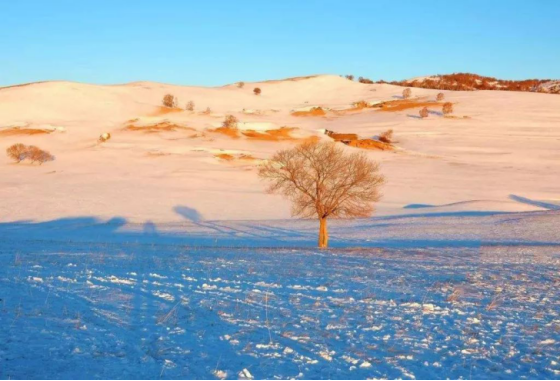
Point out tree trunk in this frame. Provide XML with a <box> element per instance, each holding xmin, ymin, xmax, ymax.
<box><xmin>318</xmin><ymin>217</ymin><xmax>329</xmax><ymax>248</ymax></box>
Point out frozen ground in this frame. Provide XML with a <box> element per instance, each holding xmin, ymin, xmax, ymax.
<box><xmin>1</xmin><ymin>211</ymin><xmax>560</xmax><ymax>379</ymax></box>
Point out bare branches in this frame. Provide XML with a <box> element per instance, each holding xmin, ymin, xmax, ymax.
<box><xmin>258</xmin><ymin>141</ymin><xmax>385</xmax><ymax>220</ymax></box>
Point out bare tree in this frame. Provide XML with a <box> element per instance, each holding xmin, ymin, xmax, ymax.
<box><xmin>6</xmin><ymin>143</ymin><xmax>28</xmax><ymax>163</ymax></box>
<box><xmin>378</xmin><ymin>129</ymin><xmax>394</xmax><ymax>144</ymax></box>
<box><xmin>162</xmin><ymin>94</ymin><xmax>178</xmax><ymax>108</ymax></box>
<box><xmin>186</xmin><ymin>101</ymin><xmax>195</xmax><ymax>111</ymax></box>
<box><xmin>402</xmin><ymin>88</ymin><xmax>412</xmax><ymax>99</ymax></box>
<box><xmin>258</xmin><ymin>141</ymin><xmax>384</xmax><ymax>248</ymax></box>
<box><xmin>442</xmin><ymin>102</ymin><xmax>453</xmax><ymax>115</ymax></box>
<box><xmin>27</xmin><ymin>146</ymin><xmax>55</xmax><ymax>165</ymax></box>
<box><xmin>222</xmin><ymin>115</ymin><xmax>239</xmax><ymax>129</ymax></box>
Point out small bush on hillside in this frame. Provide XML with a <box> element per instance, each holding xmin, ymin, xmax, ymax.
<box><xmin>419</xmin><ymin>107</ymin><xmax>429</xmax><ymax>118</ymax></box>
<box><xmin>353</xmin><ymin>100</ymin><xmax>369</xmax><ymax>109</ymax></box>
<box><xmin>253</xmin><ymin>87</ymin><xmax>261</xmax><ymax>96</ymax></box>
<box><xmin>162</xmin><ymin>94</ymin><xmax>178</xmax><ymax>108</ymax></box>
<box><xmin>7</xmin><ymin>144</ymin><xmax>55</xmax><ymax>165</ymax></box>
<box><xmin>402</xmin><ymin>88</ymin><xmax>412</xmax><ymax>99</ymax></box>
<box><xmin>98</xmin><ymin>132</ymin><xmax>111</xmax><ymax>142</ymax></box>
<box><xmin>27</xmin><ymin>146</ymin><xmax>55</xmax><ymax>165</ymax></box>
<box><xmin>186</xmin><ymin>101</ymin><xmax>195</xmax><ymax>111</ymax></box>
<box><xmin>237</xmin><ymin>82</ymin><xmax>245</xmax><ymax>88</ymax></box>
<box><xmin>379</xmin><ymin>129</ymin><xmax>394</xmax><ymax>144</ymax></box>
<box><xmin>436</xmin><ymin>92</ymin><xmax>445</xmax><ymax>101</ymax></box>
<box><xmin>223</xmin><ymin>115</ymin><xmax>239</xmax><ymax>129</ymax></box>
<box><xmin>6</xmin><ymin>143</ymin><xmax>28</xmax><ymax>163</ymax></box>
<box><xmin>358</xmin><ymin>77</ymin><xmax>374</xmax><ymax>84</ymax></box>
<box><xmin>442</xmin><ymin>102</ymin><xmax>453</xmax><ymax>115</ymax></box>
<box><xmin>345</xmin><ymin>75</ymin><xmax>354</xmax><ymax>81</ymax></box>
<box><xmin>203</xmin><ymin>107</ymin><xmax>211</xmax><ymax>115</ymax></box>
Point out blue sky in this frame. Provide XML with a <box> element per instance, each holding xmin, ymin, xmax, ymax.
<box><xmin>1</xmin><ymin>0</ymin><xmax>559</xmax><ymax>86</ymax></box>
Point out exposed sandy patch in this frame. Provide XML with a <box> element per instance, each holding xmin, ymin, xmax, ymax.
<box><xmin>378</xmin><ymin>99</ymin><xmax>440</xmax><ymax>112</ymax></box>
<box><xmin>0</xmin><ymin>127</ymin><xmax>53</xmax><ymax>136</ymax></box>
<box><xmin>326</xmin><ymin>132</ymin><xmax>359</xmax><ymax>141</ymax></box>
<box><xmin>242</xmin><ymin>127</ymin><xmax>298</xmax><ymax>141</ymax></box>
<box><xmin>150</xmin><ymin>106</ymin><xmax>183</xmax><ymax>116</ymax></box>
<box><xmin>124</xmin><ymin>121</ymin><xmax>195</xmax><ymax>133</ymax></box>
<box><xmin>291</xmin><ymin>107</ymin><xmax>327</xmax><ymax>117</ymax></box>
<box><xmin>209</xmin><ymin>126</ymin><xmax>240</xmax><ymax>138</ymax></box>
<box><xmin>345</xmin><ymin>139</ymin><xmax>393</xmax><ymax>151</ymax></box>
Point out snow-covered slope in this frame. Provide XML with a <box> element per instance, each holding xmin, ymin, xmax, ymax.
<box><xmin>1</xmin><ymin>75</ymin><xmax>560</xmax><ymax>222</ymax></box>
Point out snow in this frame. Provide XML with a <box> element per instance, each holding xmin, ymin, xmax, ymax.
<box><xmin>1</xmin><ymin>212</ymin><xmax>560</xmax><ymax>379</ymax></box>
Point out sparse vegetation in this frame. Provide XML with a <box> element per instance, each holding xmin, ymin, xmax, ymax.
<box><xmin>162</xmin><ymin>94</ymin><xmax>178</xmax><ymax>108</ymax></box>
<box><xmin>436</xmin><ymin>92</ymin><xmax>445</xmax><ymax>101</ymax></box>
<box><xmin>402</xmin><ymin>88</ymin><xmax>412</xmax><ymax>99</ymax></box>
<box><xmin>186</xmin><ymin>101</ymin><xmax>195</xmax><ymax>111</ymax></box>
<box><xmin>203</xmin><ymin>107</ymin><xmax>211</xmax><ymax>115</ymax></box>
<box><xmin>419</xmin><ymin>107</ymin><xmax>429</xmax><ymax>118</ymax></box>
<box><xmin>6</xmin><ymin>143</ymin><xmax>28</xmax><ymax>163</ymax></box>
<box><xmin>253</xmin><ymin>87</ymin><xmax>261</xmax><ymax>96</ymax></box>
<box><xmin>259</xmin><ymin>141</ymin><xmax>384</xmax><ymax>248</ymax></box>
<box><xmin>358</xmin><ymin>77</ymin><xmax>374</xmax><ymax>84</ymax></box>
<box><xmin>442</xmin><ymin>102</ymin><xmax>453</xmax><ymax>115</ymax></box>
<box><xmin>378</xmin><ymin>129</ymin><xmax>394</xmax><ymax>144</ymax></box>
<box><xmin>7</xmin><ymin>144</ymin><xmax>54</xmax><ymax>164</ymax></box>
<box><xmin>237</xmin><ymin>82</ymin><xmax>245</xmax><ymax>89</ymax></box>
<box><xmin>353</xmin><ymin>100</ymin><xmax>369</xmax><ymax>109</ymax></box>
<box><xmin>222</xmin><ymin>115</ymin><xmax>239</xmax><ymax>129</ymax></box>
<box><xmin>345</xmin><ymin>75</ymin><xmax>354</xmax><ymax>81</ymax></box>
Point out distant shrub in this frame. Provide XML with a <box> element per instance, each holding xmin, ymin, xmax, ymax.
<box><xmin>203</xmin><ymin>107</ymin><xmax>211</xmax><ymax>115</ymax></box>
<box><xmin>223</xmin><ymin>115</ymin><xmax>239</xmax><ymax>129</ymax></box>
<box><xmin>442</xmin><ymin>102</ymin><xmax>453</xmax><ymax>115</ymax></box>
<box><xmin>237</xmin><ymin>82</ymin><xmax>245</xmax><ymax>89</ymax></box>
<box><xmin>402</xmin><ymin>88</ymin><xmax>412</xmax><ymax>99</ymax></box>
<box><xmin>436</xmin><ymin>92</ymin><xmax>445</xmax><ymax>101</ymax></box>
<box><xmin>378</xmin><ymin>129</ymin><xmax>394</xmax><ymax>144</ymax></box>
<box><xmin>253</xmin><ymin>87</ymin><xmax>261</xmax><ymax>96</ymax></box>
<box><xmin>162</xmin><ymin>94</ymin><xmax>178</xmax><ymax>108</ymax></box>
<box><xmin>27</xmin><ymin>146</ymin><xmax>55</xmax><ymax>165</ymax></box>
<box><xmin>353</xmin><ymin>100</ymin><xmax>369</xmax><ymax>109</ymax></box>
<box><xmin>358</xmin><ymin>77</ymin><xmax>374</xmax><ymax>84</ymax></box>
<box><xmin>419</xmin><ymin>107</ymin><xmax>429</xmax><ymax>118</ymax></box>
<box><xmin>186</xmin><ymin>101</ymin><xmax>195</xmax><ymax>111</ymax></box>
<box><xmin>345</xmin><ymin>75</ymin><xmax>354</xmax><ymax>81</ymax></box>
<box><xmin>6</xmin><ymin>143</ymin><xmax>28</xmax><ymax>163</ymax></box>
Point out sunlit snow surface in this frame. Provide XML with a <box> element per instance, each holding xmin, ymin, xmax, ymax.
<box><xmin>1</xmin><ymin>234</ymin><xmax>559</xmax><ymax>379</ymax></box>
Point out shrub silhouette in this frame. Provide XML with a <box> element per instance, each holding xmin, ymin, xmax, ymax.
<box><xmin>436</xmin><ymin>92</ymin><xmax>445</xmax><ymax>101</ymax></box>
<box><xmin>442</xmin><ymin>102</ymin><xmax>453</xmax><ymax>115</ymax></box>
<box><xmin>98</xmin><ymin>132</ymin><xmax>111</xmax><ymax>143</ymax></box>
<box><xmin>419</xmin><ymin>107</ymin><xmax>429</xmax><ymax>118</ymax></box>
<box><xmin>186</xmin><ymin>101</ymin><xmax>195</xmax><ymax>111</ymax></box>
<box><xmin>203</xmin><ymin>107</ymin><xmax>211</xmax><ymax>115</ymax></box>
<box><xmin>259</xmin><ymin>141</ymin><xmax>384</xmax><ymax>248</ymax></box>
<box><xmin>222</xmin><ymin>115</ymin><xmax>239</xmax><ymax>129</ymax></box>
<box><xmin>253</xmin><ymin>87</ymin><xmax>261</xmax><ymax>96</ymax></box>
<box><xmin>162</xmin><ymin>94</ymin><xmax>178</xmax><ymax>108</ymax></box>
<box><xmin>353</xmin><ymin>100</ymin><xmax>369</xmax><ymax>109</ymax></box>
<box><xmin>379</xmin><ymin>129</ymin><xmax>394</xmax><ymax>144</ymax></box>
<box><xmin>6</xmin><ymin>143</ymin><xmax>28</xmax><ymax>163</ymax></box>
<box><xmin>27</xmin><ymin>146</ymin><xmax>55</xmax><ymax>165</ymax></box>
<box><xmin>358</xmin><ymin>77</ymin><xmax>374</xmax><ymax>84</ymax></box>
<box><xmin>345</xmin><ymin>75</ymin><xmax>354</xmax><ymax>81</ymax></box>
<box><xmin>402</xmin><ymin>88</ymin><xmax>412</xmax><ymax>99</ymax></box>
<box><xmin>237</xmin><ymin>82</ymin><xmax>245</xmax><ymax>89</ymax></box>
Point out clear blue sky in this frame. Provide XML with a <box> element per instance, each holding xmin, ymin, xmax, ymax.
<box><xmin>1</xmin><ymin>0</ymin><xmax>559</xmax><ymax>86</ymax></box>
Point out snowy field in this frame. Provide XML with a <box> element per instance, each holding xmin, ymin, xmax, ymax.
<box><xmin>1</xmin><ymin>212</ymin><xmax>560</xmax><ymax>379</ymax></box>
